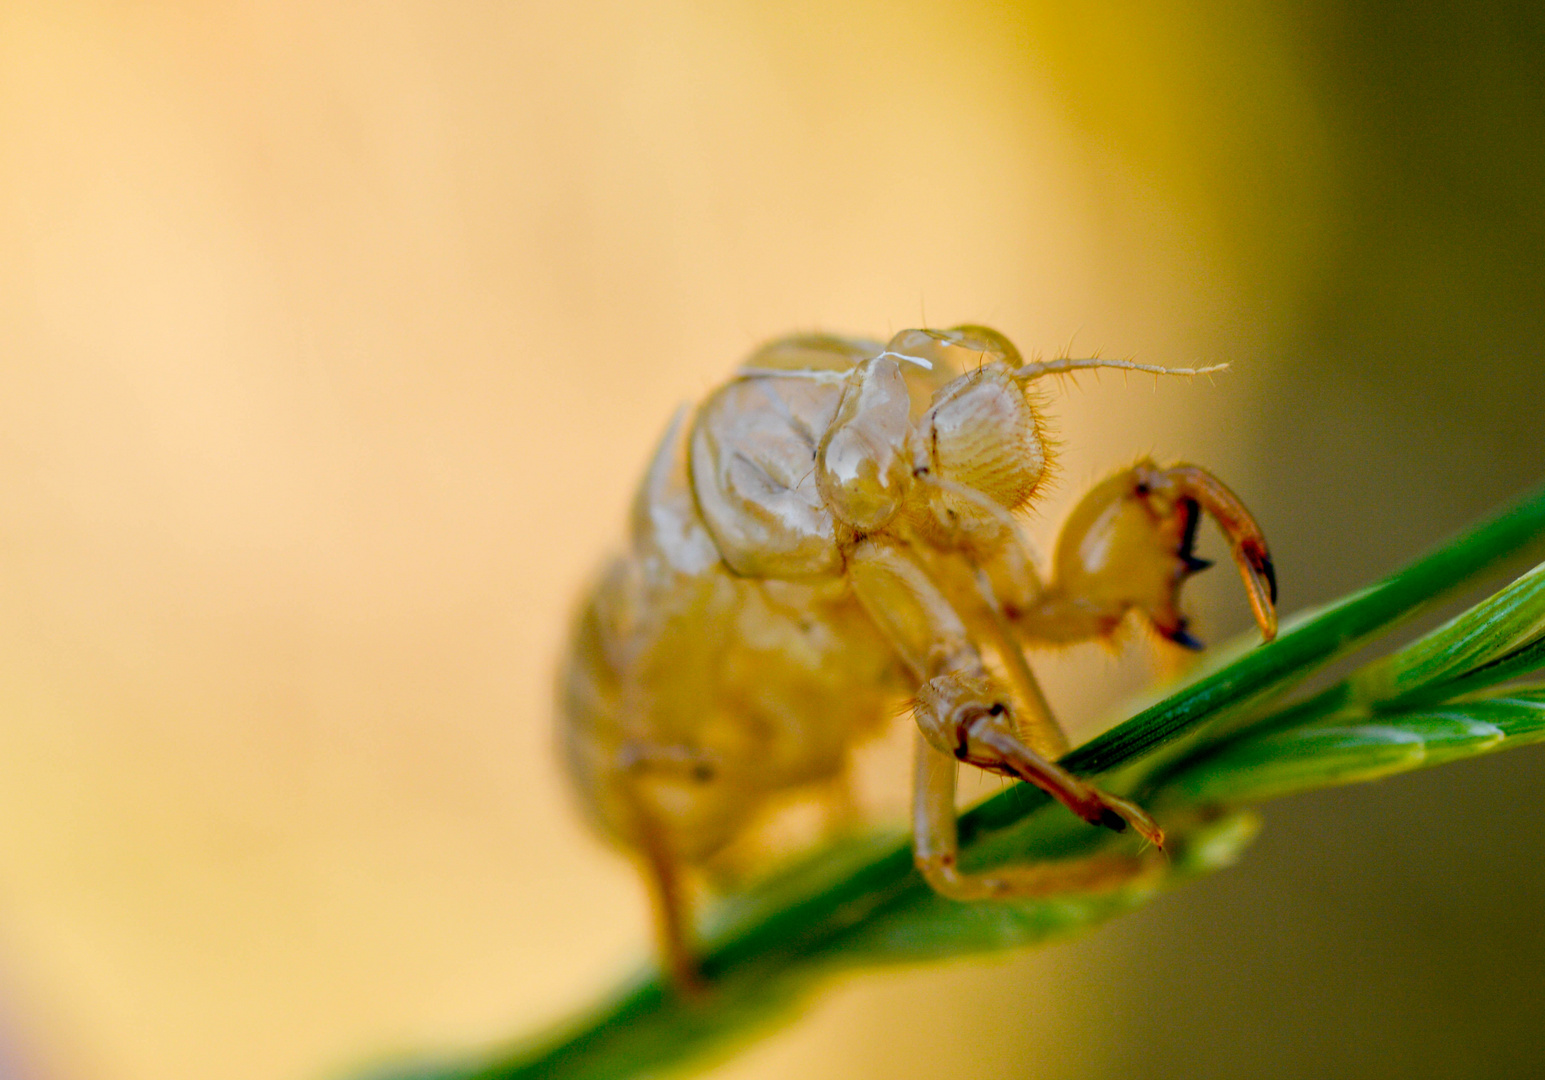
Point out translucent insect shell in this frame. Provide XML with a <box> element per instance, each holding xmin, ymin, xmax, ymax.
<box><xmin>558</xmin><ymin>325</ymin><xmax>1278</xmax><ymax>987</ymax></box>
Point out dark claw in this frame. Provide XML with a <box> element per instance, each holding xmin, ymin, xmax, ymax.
<box><xmin>1177</xmin><ymin>497</ymin><xmax>1202</xmax><ymax>558</ymax></box>
<box><xmin>1166</xmin><ymin>624</ymin><xmax>1205</xmax><ymax>651</ymax></box>
<box><xmin>1175</xmin><ymin>497</ymin><xmax>1213</xmax><ymax>574</ymax></box>
<box><xmin>1260</xmin><ymin>552</ymin><xmax>1278</xmax><ymax>604</ymax></box>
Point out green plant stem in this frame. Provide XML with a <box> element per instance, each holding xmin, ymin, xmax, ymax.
<box><xmin>374</xmin><ymin>482</ymin><xmax>1545</xmax><ymax>1080</ymax></box>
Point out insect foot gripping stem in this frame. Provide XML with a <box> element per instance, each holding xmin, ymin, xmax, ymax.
<box><xmin>912</xmin><ymin>722</ymin><xmax>1165</xmax><ymax>903</ymax></box>
<box><xmin>1028</xmin><ymin>459</ymin><xmax>1278</xmax><ymax>650</ymax></box>
<box><xmin>913</xmin><ymin>673</ymin><xmax>1165</xmax><ymax>849</ymax></box>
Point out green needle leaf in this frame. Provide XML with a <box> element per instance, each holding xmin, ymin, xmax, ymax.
<box><xmin>1160</xmin><ymin>688</ymin><xmax>1545</xmax><ymax>805</ymax></box>
<box><xmin>1344</xmin><ymin>560</ymin><xmax>1545</xmax><ymax>708</ymax></box>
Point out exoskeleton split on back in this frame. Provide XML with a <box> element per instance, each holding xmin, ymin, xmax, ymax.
<box><xmin>558</xmin><ymin>325</ymin><xmax>1278</xmax><ymax>989</ymax></box>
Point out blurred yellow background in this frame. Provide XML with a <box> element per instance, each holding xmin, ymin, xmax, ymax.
<box><xmin>0</xmin><ymin>3</ymin><xmax>1542</xmax><ymax>1079</ymax></box>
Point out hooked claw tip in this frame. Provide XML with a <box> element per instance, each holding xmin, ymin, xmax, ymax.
<box><xmin>1181</xmin><ymin>553</ymin><xmax>1215</xmax><ymax>574</ymax></box>
<box><xmin>1260</xmin><ymin>553</ymin><xmax>1278</xmax><ymax>604</ymax></box>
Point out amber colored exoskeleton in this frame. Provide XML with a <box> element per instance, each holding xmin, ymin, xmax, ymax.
<box><xmin>558</xmin><ymin>326</ymin><xmax>1278</xmax><ymax>988</ymax></box>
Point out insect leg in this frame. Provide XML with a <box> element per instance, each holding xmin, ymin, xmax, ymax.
<box><xmin>615</xmin><ymin>741</ymin><xmax>718</xmax><ymax>993</ymax></box>
<box><xmin>909</xmin><ymin>472</ymin><xmax>1068</xmax><ymax>757</ymax></box>
<box><xmin>631</xmin><ymin>807</ymin><xmax>701</xmax><ymax>993</ymax></box>
<box><xmin>969</xmin><ymin>563</ymin><xmax>1068</xmax><ymax>761</ymax></box>
<box><xmin>1013</xmin><ymin>460</ymin><xmax>1277</xmax><ymax>650</ymax></box>
<box><xmin>913</xmin><ymin>732</ymin><xmax>1163</xmax><ymax>900</ymax></box>
<box><xmin>1146</xmin><ymin>463</ymin><xmax>1277</xmax><ymax>638</ymax></box>
<box><xmin>848</xmin><ymin>539</ymin><xmax>1162</xmax><ymax>850</ymax></box>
